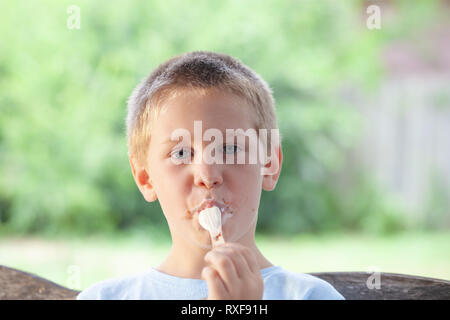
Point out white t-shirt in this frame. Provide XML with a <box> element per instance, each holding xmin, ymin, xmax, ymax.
<box><xmin>77</xmin><ymin>266</ymin><xmax>345</xmax><ymax>300</ymax></box>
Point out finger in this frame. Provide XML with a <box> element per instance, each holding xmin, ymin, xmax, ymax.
<box><xmin>212</xmin><ymin>246</ymin><xmax>252</xmax><ymax>278</ymax></box>
<box><xmin>205</xmin><ymin>250</ymin><xmax>239</xmax><ymax>286</ymax></box>
<box><xmin>241</xmin><ymin>249</ymin><xmax>259</xmax><ymax>274</ymax></box>
<box><xmin>221</xmin><ymin>243</ymin><xmax>259</xmax><ymax>274</ymax></box>
<box><xmin>201</xmin><ymin>266</ymin><xmax>228</xmax><ymax>300</ymax></box>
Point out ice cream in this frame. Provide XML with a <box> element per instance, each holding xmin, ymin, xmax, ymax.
<box><xmin>198</xmin><ymin>206</ymin><xmax>225</xmax><ymax>246</ymax></box>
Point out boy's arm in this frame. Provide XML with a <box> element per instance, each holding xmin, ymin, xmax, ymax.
<box><xmin>201</xmin><ymin>242</ymin><xmax>263</xmax><ymax>300</ymax></box>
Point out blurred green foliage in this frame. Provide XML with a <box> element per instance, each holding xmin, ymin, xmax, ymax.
<box><xmin>0</xmin><ymin>0</ymin><xmax>441</xmax><ymax>236</ymax></box>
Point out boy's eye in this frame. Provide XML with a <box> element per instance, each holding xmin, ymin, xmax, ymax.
<box><xmin>171</xmin><ymin>148</ymin><xmax>191</xmax><ymax>159</ymax></box>
<box><xmin>223</xmin><ymin>144</ymin><xmax>241</xmax><ymax>154</ymax></box>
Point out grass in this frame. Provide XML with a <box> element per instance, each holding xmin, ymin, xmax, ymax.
<box><xmin>0</xmin><ymin>230</ymin><xmax>449</xmax><ymax>291</ymax></box>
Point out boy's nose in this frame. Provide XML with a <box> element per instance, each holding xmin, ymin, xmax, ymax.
<box><xmin>193</xmin><ymin>164</ymin><xmax>223</xmax><ymax>189</ymax></box>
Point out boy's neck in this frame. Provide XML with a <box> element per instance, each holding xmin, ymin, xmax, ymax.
<box><xmin>156</xmin><ymin>233</ymin><xmax>273</xmax><ymax>280</ymax></box>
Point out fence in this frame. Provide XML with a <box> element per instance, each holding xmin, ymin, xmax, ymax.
<box><xmin>350</xmin><ymin>75</ymin><xmax>450</xmax><ymax>227</ymax></box>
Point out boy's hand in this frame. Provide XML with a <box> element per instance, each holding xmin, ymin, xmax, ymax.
<box><xmin>201</xmin><ymin>242</ymin><xmax>264</xmax><ymax>300</ymax></box>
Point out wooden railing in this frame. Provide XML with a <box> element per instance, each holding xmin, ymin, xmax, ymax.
<box><xmin>1</xmin><ymin>265</ymin><xmax>449</xmax><ymax>300</ymax></box>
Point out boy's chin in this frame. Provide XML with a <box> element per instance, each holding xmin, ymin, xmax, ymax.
<box><xmin>189</xmin><ymin>237</ymin><xmax>215</xmax><ymax>250</ymax></box>
<box><xmin>178</xmin><ymin>231</ymin><xmax>217</xmax><ymax>250</ymax></box>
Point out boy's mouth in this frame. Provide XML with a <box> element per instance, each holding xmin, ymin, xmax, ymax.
<box><xmin>191</xmin><ymin>199</ymin><xmax>225</xmax><ymax>215</ymax></box>
<box><xmin>189</xmin><ymin>199</ymin><xmax>233</xmax><ymax>223</ymax></box>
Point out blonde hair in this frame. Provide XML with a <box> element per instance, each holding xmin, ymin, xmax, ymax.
<box><xmin>126</xmin><ymin>51</ymin><xmax>278</xmax><ymax>167</ymax></box>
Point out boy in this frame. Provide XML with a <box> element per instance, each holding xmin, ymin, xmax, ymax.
<box><xmin>77</xmin><ymin>51</ymin><xmax>345</xmax><ymax>300</ymax></box>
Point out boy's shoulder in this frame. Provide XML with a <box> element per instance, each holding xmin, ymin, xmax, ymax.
<box><xmin>261</xmin><ymin>266</ymin><xmax>345</xmax><ymax>300</ymax></box>
<box><xmin>76</xmin><ymin>268</ymin><xmax>207</xmax><ymax>300</ymax></box>
<box><xmin>76</xmin><ymin>271</ymin><xmax>143</xmax><ymax>300</ymax></box>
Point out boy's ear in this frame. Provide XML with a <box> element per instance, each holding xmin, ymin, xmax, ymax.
<box><xmin>261</xmin><ymin>144</ymin><xmax>283</xmax><ymax>191</ymax></box>
<box><xmin>129</xmin><ymin>155</ymin><xmax>157</xmax><ymax>202</ymax></box>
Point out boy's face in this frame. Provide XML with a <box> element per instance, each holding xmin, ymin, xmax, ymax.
<box><xmin>130</xmin><ymin>88</ymin><xmax>281</xmax><ymax>249</ymax></box>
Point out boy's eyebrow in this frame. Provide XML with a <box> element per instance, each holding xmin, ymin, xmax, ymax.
<box><xmin>161</xmin><ymin>138</ymin><xmax>180</xmax><ymax>145</ymax></box>
<box><xmin>161</xmin><ymin>136</ymin><xmax>192</xmax><ymax>145</ymax></box>
<box><xmin>160</xmin><ymin>129</ymin><xmax>253</xmax><ymax>144</ymax></box>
